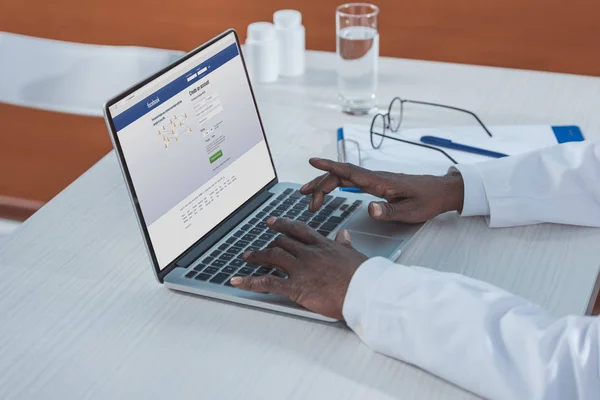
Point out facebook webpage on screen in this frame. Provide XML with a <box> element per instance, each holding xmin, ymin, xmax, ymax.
<box><xmin>110</xmin><ymin>34</ymin><xmax>275</xmax><ymax>269</ymax></box>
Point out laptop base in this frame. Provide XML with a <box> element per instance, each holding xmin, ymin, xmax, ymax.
<box><xmin>164</xmin><ymin>182</ymin><xmax>422</xmax><ymax>322</ymax></box>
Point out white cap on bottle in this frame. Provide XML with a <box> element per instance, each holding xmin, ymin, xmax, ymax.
<box><xmin>247</xmin><ymin>22</ymin><xmax>277</xmax><ymax>41</ymax></box>
<box><xmin>274</xmin><ymin>10</ymin><xmax>302</xmax><ymax>29</ymax></box>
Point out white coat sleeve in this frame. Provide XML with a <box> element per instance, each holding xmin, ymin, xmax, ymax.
<box><xmin>343</xmin><ymin>257</ymin><xmax>600</xmax><ymax>400</ymax></box>
<box><xmin>454</xmin><ymin>141</ymin><xmax>600</xmax><ymax>228</ymax></box>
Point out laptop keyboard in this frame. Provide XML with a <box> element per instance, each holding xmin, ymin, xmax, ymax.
<box><xmin>183</xmin><ymin>188</ymin><xmax>362</xmax><ymax>286</ymax></box>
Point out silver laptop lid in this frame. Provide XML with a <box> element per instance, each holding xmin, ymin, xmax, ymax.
<box><xmin>103</xmin><ymin>30</ymin><xmax>277</xmax><ymax>281</ymax></box>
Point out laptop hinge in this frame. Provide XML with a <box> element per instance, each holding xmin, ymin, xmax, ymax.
<box><xmin>170</xmin><ymin>185</ymin><xmax>276</xmax><ymax>270</ymax></box>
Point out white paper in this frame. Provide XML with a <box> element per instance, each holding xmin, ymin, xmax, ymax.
<box><xmin>342</xmin><ymin>124</ymin><xmax>566</xmax><ymax>176</ymax></box>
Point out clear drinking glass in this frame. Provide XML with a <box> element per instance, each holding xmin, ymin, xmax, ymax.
<box><xmin>336</xmin><ymin>3</ymin><xmax>379</xmax><ymax>115</ymax></box>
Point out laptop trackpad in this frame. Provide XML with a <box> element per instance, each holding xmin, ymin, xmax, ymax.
<box><xmin>342</xmin><ymin>209</ymin><xmax>422</xmax><ymax>258</ymax></box>
<box><xmin>345</xmin><ymin>230</ymin><xmax>402</xmax><ymax>258</ymax></box>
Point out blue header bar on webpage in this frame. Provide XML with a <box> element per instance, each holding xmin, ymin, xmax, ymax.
<box><xmin>112</xmin><ymin>43</ymin><xmax>239</xmax><ymax>131</ymax></box>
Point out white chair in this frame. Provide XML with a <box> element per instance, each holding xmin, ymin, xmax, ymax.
<box><xmin>0</xmin><ymin>32</ymin><xmax>185</xmax><ymax>116</ymax></box>
<box><xmin>0</xmin><ymin>33</ymin><xmax>185</xmax><ymax>229</ymax></box>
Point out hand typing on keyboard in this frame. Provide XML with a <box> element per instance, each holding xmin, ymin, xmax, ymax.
<box><xmin>230</xmin><ymin>217</ymin><xmax>368</xmax><ymax>320</ymax></box>
<box><xmin>300</xmin><ymin>158</ymin><xmax>465</xmax><ymax>224</ymax></box>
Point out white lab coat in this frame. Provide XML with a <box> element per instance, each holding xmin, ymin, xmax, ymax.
<box><xmin>342</xmin><ymin>141</ymin><xmax>600</xmax><ymax>400</ymax></box>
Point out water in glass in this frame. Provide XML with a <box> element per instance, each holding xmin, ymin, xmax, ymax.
<box><xmin>337</xmin><ymin>25</ymin><xmax>379</xmax><ymax>114</ymax></box>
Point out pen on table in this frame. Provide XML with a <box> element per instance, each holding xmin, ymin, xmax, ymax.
<box><xmin>337</xmin><ymin>128</ymin><xmax>346</xmax><ymax>162</ymax></box>
<box><xmin>339</xmin><ymin>187</ymin><xmax>362</xmax><ymax>193</ymax></box>
<box><xmin>337</xmin><ymin>128</ymin><xmax>363</xmax><ymax>193</ymax></box>
<box><xmin>420</xmin><ymin>135</ymin><xmax>508</xmax><ymax>158</ymax></box>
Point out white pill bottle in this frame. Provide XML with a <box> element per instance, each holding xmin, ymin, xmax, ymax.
<box><xmin>245</xmin><ymin>22</ymin><xmax>279</xmax><ymax>83</ymax></box>
<box><xmin>273</xmin><ymin>9</ymin><xmax>305</xmax><ymax>77</ymax></box>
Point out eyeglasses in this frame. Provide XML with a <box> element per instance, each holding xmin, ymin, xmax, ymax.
<box><xmin>369</xmin><ymin>97</ymin><xmax>493</xmax><ymax>164</ymax></box>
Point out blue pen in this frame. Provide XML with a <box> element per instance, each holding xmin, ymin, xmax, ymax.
<box><xmin>339</xmin><ymin>187</ymin><xmax>362</xmax><ymax>193</ymax></box>
<box><xmin>420</xmin><ymin>136</ymin><xmax>508</xmax><ymax>158</ymax></box>
<box><xmin>337</xmin><ymin>128</ymin><xmax>363</xmax><ymax>193</ymax></box>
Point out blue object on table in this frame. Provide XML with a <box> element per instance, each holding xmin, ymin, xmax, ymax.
<box><xmin>339</xmin><ymin>187</ymin><xmax>362</xmax><ymax>193</ymax></box>
<box><xmin>552</xmin><ymin>125</ymin><xmax>585</xmax><ymax>143</ymax></box>
<box><xmin>419</xmin><ymin>136</ymin><xmax>509</xmax><ymax>158</ymax></box>
<box><xmin>337</xmin><ymin>127</ymin><xmax>363</xmax><ymax>193</ymax></box>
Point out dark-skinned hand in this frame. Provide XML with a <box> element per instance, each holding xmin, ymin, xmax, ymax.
<box><xmin>300</xmin><ymin>158</ymin><xmax>465</xmax><ymax>223</ymax></box>
<box><xmin>231</xmin><ymin>217</ymin><xmax>368</xmax><ymax>320</ymax></box>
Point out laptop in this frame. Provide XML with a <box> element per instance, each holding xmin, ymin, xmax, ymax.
<box><xmin>103</xmin><ymin>29</ymin><xmax>422</xmax><ymax>322</ymax></box>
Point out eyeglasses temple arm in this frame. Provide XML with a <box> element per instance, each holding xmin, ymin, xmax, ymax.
<box><xmin>371</xmin><ymin>132</ymin><xmax>458</xmax><ymax>164</ymax></box>
<box><xmin>402</xmin><ymin>99</ymin><xmax>493</xmax><ymax>138</ymax></box>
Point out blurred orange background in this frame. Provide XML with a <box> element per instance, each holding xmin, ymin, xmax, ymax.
<box><xmin>1</xmin><ymin>0</ymin><xmax>600</xmax><ymax>220</ymax></box>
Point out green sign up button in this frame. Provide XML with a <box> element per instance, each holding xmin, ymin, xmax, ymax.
<box><xmin>209</xmin><ymin>150</ymin><xmax>223</xmax><ymax>164</ymax></box>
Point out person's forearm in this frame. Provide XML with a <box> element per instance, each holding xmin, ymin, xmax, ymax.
<box><xmin>343</xmin><ymin>258</ymin><xmax>600</xmax><ymax>400</ymax></box>
<box><xmin>456</xmin><ymin>141</ymin><xmax>600</xmax><ymax>228</ymax></box>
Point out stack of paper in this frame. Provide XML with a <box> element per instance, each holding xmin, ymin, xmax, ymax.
<box><xmin>342</xmin><ymin>124</ymin><xmax>584</xmax><ymax>176</ymax></box>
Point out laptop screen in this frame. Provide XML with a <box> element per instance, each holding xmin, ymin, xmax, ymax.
<box><xmin>108</xmin><ymin>32</ymin><xmax>276</xmax><ymax>270</ymax></box>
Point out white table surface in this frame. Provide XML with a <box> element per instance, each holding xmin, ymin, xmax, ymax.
<box><xmin>2</xmin><ymin>50</ymin><xmax>600</xmax><ymax>400</ymax></box>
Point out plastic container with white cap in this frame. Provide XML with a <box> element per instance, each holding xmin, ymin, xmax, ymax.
<box><xmin>273</xmin><ymin>10</ymin><xmax>305</xmax><ymax>77</ymax></box>
<box><xmin>245</xmin><ymin>22</ymin><xmax>279</xmax><ymax>83</ymax></box>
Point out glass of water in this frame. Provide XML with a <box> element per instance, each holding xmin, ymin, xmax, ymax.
<box><xmin>336</xmin><ymin>3</ymin><xmax>379</xmax><ymax>115</ymax></box>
